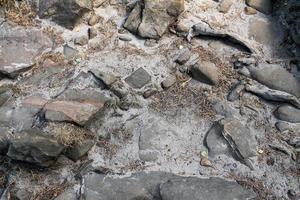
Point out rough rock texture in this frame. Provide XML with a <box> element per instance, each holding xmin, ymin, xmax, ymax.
<box><xmin>246</xmin><ymin>0</ymin><xmax>272</xmax><ymax>14</ymax></box>
<box><xmin>84</xmin><ymin>172</ymin><xmax>255</xmax><ymax>200</ymax></box>
<box><xmin>0</xmin><ymin>23</ymin><xmax>52</xmax><ymax>78</ymax></box>
<box><xmin>249</xmin><ymin>64</ymin><xmax>300</xmax><ymax>97</ymax></box>
<box><xmin>190</xmin><ymin>61</ymin><xmax>220</xmax><ymax>85</ymax></box>
<box><xmin>38</xmin><ymin>0</ymin><xmax>92</xmax><ymax>29</ymax></box>
<box><xmin>124</xmin><ymin>0</ymin><xmax>184</xmax><ymax>39</ymax></box>
<box><xmin>7</xmin><ymin>129</ymin><xmax>64</xmax><ymax>167</ymax></box>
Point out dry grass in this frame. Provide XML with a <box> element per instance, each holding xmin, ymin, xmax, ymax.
<box><xmin>97</xmin><ymin>138</ymin><xmax>120</xmax><ymax>159</ymax></box>
<box><xmin>43</xmin><ymin>27</ymin><xmax>65</xmax><ymax>46</ymax></box>
<box><xmin>32</xmin><ymin>180</ymin><xmax>69</xmax><ymax>200</ymax></box>
<box><xmin>35</xmin><ymin>52</ymin><xmax>65</xmax><ymax>67</ymax></box>
<box><xmin>4</xmin><ymin>1</ymin><xmax>37</xmax><ymax>26</ymax></box>
<box><xmin>150</xmin><ymin>78</ymin><xmax>215</xmax><ymax>119</ymax></box>
<box><xmin>53</xmin><ymin>124</ymin><xmax>94</xmax><ymax>147</ymax></box>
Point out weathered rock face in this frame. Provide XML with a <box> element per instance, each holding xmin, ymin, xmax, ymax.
<box><xmin>248</xmin><ymin>64</ymin><xmax>300</xmax><ymax>97</ymax></box>
<box><xmin>275</xmin><ymin>105</ymin><xmax>300</xmax><ymax>123</ymax></box>
<box><xmin>84</xmin><ymin>172</ymin><xmax>256</xmax><ymax>200</ymax></box>
<box><xmin>0</xmin><ymin>23</ymin><xmax>52</xmax><ymax>78</ymax></box>
<box><xmin>246</xmin><ymin>0</ymin><xmax>273</xmax><ymax>14</ymax></box>
<box><xmin>38</xmin><ymin>0</ymin><xmax>92</xmax><ymax>29</ymax></box>
<box><xmin>7</xmin><ymin>129</ymin><xmax>64</xmax><ymax>167</ymax></box>
<box><xmin>124</xmin><ymin>0</ymin><xmax>184</xmax><ymax>39</ymax></box>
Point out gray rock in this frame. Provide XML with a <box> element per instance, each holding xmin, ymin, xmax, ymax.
<box><xmin>275</xmin><ymin>122</ymin><xmax>290</xmax><ymax>132</ymax></box>
<box><xmin>175</xmin><ymin>48</ymin><xmax>191</xmax><ymax>65</ymax></box>
<box><xmin>124</xmin><ymin>0</ymin><xmax>184</xmax><ymax>39</ymax></box>
<box><xmin>190</xmin><ymin>61</ymin><xmax>220</xmax><ymax>85</ymax></box>
<box><xmin>212</xmin><ymin>100</ymin><xmax>236</xmax><ymax>117</ymax></box>
<box><xmin>0</xmin><ymin>24</ymin><xmax>52</xmax><ymax>78</ymax></box>
<box><xmin>0</xmin><ymin>90</ymin><xmax>12</xmax><ymax>107</ymax></box>
<box><xmin>0</xmin><ymin>79</ymin><xmax>14</xmax><ymax>94</ymax></box>
<box><xmin>0</xmin><ymin>126</ymin><xmax>11</xmax><ymax>155</ymax></box>
<box><xmin>249</xmin><ymin>64</ymin><xmax>300</xmax><ymax>97</ymax></box>
<box><xmin>38</xmin><ymin>0</ymin><xmax>92</xmax><ymax>29</ymax></box>
<box><xmin>274</xmin><ymin>105</ymin><xmax>300</xmax><ymax>123</ymax></box>
<box><xmin>227</xmin><ymin>81</ymin><xmax>245</xmax><ymax>101</ymax></box>
<box><xmin>248</xmin><ymin>19</ymin><xmax>277</xmax><ymax>47</ymax></box>
<box><xmin>7</xmin><ymin>129</ymin><xmax>64</xmax><ymax>167</ymax></box>
<box><xmin>63</xmin><ymin>44</ymin><xmax>79</xmax><ymax>59</ymax></box>
<box><xmin>118</xmin><ymin>35</ymin><xmax>132</xmax><ymax>41</ymax></box>
<box><xmin>245</xmin><ymin>81</ymin><xmax>300</xmax><ymax>109</ymax></box>
<box><xmin>143</xmin><ymin>88</ymin><xmax>158</xmax><ymax>99</ymax></box>
<box><xmin>160</xmin><ymin>177</ymin><xmax>256</xmax><ymax>200</ymax></box>
<box><xmin>246</xmin><ymin>0</ymin><xmax>272</xmax><ymax>14</ymax></box>
<box><xmin>125</xmin><ymin>67</ymin><xmax>151</xmax><ymax>89</ymax></box>
<box><xmin>161</xmin><ymin>76</ymin><xmax>176</xmax><ymax>89</ymax></box>
<box><xmin>84</xmin><ymin>171</ymin><xmax>255</xmax><ymax>200</ymax></box>
<box><xmin>89</xmin><ymin>69</ymin><xmax>118</xmax><ymax>88</ymax></box>
<box><xmin>64</xmin><ymin>139</ymin><xmax>95</xmax><ymax>161</ymax></box>
<box><xmin>54</xmin><ymin>188</ymin><xmax>77</xmax><ymax>200</ymax></box>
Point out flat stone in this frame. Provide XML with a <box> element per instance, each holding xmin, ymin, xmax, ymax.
<box><xmin>190</xmin><ymin>61</ymin><xmax>220</xmax><ymax>85</ymax></box>
<box><xmin>89</xmin><ymin>69</ymin><xmax>118</xmax><ymax>88</ymax></box>
<box><xmin>246</xmin><ymin>0</ymin><xmax>272</xmax><ymax>14</ymax></box>
<box><xmin>7</xmin><ymin>129</ymin><xmax>64</xmax><ymax>167</ymax></box>
<box><xmin>125</xmin><ymin>67</ymin><xmax>151</xmax><ymax>89</ymax></box>
<box><xmin>160</xmin><ymin>176</ymin><xmax>256</xmax><ymax>200</ymax></box>
<box><xmin>39</xmin><ymin>0</ymin><xmax>92</xmax><ymax>29</ymax></box>
<box><xmin>0</xmin><ymin>24</ymin><xmax>52</xmax><ymax>78</ymax></box>
<box><xmin>248</xmin><ymin>64</ymin><xmax>300</xmax><ymax>97</ymax></box>
<box><xmin>45</xmin><ymin>100</ymin><xmax>103</xmax><ymax>126</ymax></box>
<box><xmin>274</xmin><ymin>105</ymin><xmax>300</xmax><ymax>123</ymax></box>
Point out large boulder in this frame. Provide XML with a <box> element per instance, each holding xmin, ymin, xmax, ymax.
<box><xmin>124</xmin><ymin>0</ymin><xmax>184</xmax><ymax>39</ymax></box>
<box><xmin>84</xmin><ymin>171</ymin><xmax>256</xmax><ymax>200</ymax></box>
<box><xmin>38</xmin><ymin>0</ymin><xmax>92</xmax><ymax>29</ymax></box>
<box><xmin>248</xmin><ymin>64</ymin><xmax>300</xmax><ymax>97</ymax></box>
<box><xmin>274</xmin><ymin>105</ymin><xmax>300</xmax><ymax>123</ymax></box>
<box><xmin>7</xmin><ymin>129</ymin><xmax>64</xmax><ymax>167</ymax></box>
<box><xmin>0</xmin><ymin>23</ymin><xmax>52</xmax><ymax>78</ymax></box>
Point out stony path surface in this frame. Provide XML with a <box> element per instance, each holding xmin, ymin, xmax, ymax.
<box><xmin>0</xmin><ymin>0</ymin><xmax>299</xmax><ymax>199</ymax></box>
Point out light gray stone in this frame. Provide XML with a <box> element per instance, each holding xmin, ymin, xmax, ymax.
<box><xmin>275</xmin><ymin>105</ymin><xmax>300</xmax><ymax>123</ymax></box>
<box><xmin>190</xmin><ymin>61</ymin><xmax>220</xmax><ymax>85</ymax></box>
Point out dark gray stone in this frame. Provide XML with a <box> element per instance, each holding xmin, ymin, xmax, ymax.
<box><xmin>227</xmin><ymin>81</ymin><xmax>245</xmax><ymax>101</ymax></box>
<box><xmin>38</xmin><ymin>0</ymin><xmax>92</xmax><ymax>29</ymax></box>
<box><xmin>64</xmin><ymin>139</ymin><xmax>95</xmax><ymax>161</ymax></box>
<box><xmin>0</xmin><ymin>126</ymin><xmax>11</xmax><ymax>155</ymax></box>
<box><xmin>7</xmin><ymin>129</ymin><xmax>64</xmax><ymax>167</ymax></box>
<box><xmin>125</xmin><ymin>68</ymin><xmax>151</xmax><ymax>89</ymax></box>
<box><xmin>160</xmin><ymin>177</ymin><xmax>256</xmax><ymax>200</ymax></box>
<box><xmin>88</xmin><ymin>69</ymin><xmax>118</xmax><ymax>88</ymax></box>
<box><xmin>274</xmin><ymin>105</ymin><xmax>300</xmax><ymax>123</ymax></box>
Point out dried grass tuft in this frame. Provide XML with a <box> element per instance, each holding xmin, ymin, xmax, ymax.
<box><xmin>4</xmin><ymin>1</ymin><xmax>37</xmax><ymax>26</ymax></box>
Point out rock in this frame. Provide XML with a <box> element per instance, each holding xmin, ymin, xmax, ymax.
<box><xmin>64</xmin><ymin>139</ymin><xmax>95</xmax><ymax>161</ymax></box>
<box><xmin>124</xmin><ymin>1</ymin><xmax>143</xmax><ymax>34</ymax></box>
<box><xmin>188</xmin><ymin>21</ymin><xmax>254</xmax><ymax>53</ymax></box>
<box><xmin>0</xmin><ymin>79</ymin><xmax>14</xmax><ymax>94</ymax></box>
<box><xmin>246</xmin><ymin>0</ymin><xmax>272</xmax><ymax>14</ymax></box>
<box><xmin>124</xmin><ymin>0</ymin><xmax>184</xmax><ymax>39</ymax></box>
<box><xmin>125</xmin><ymin>67</ymin><xmax>151</xmax><ymax>89</ymax></box>
<box><xmin>38</xmin><ymin>0</ymin><xmax>92</xmax><ymax>29</ymax></box>
<box><xmin>88</xmin><ymin>69</ymin><xmax>118</xmax><ymax>88</ymax></box>
<box><xmin>189</xmin><ymin>61</ymin><xmax>220</xmax><ymax>85</ymax></box>
<box><xmin>245</xmin><ymin>81</ymin><xmax>300</xmax><ymax>109</ymax></box>
<box><xmin>288</xmin><ymin>137</ymin><xmax>300</xmax><ymax>148</ymax></box>
<box><xmin>74</xmin><ymin>36</ymin><xmax>89</xmax><ymax>46</ymax></box>
<box><xmin>0</xmin><ymin>24</ymin><xmax>52</xmax><ymax>78</ymax></box>
<box><xmin>88</xmin><ymin>28</ymin><xmax>98</xmax><ymax>39</ymax></box>
<box><xmin>143</xmin><ymin>88</ymin><xmax>158</xmax><ymax>99</ymax></box>
<box><xmin>248</xmin><ymin>19</ymin><xmax>277</xmax><ymax>47</ymax></box>
<box><xmin>227</xmin><ymin>81</ymin><xmax>245</xmax><ymax>101</ymax></box>
<box><xmin>88</xmin><ymin>14</ymin><xmax>100</xmax><ymax>26</ymax></box>
<box><xmin>7</xmin><ymin>129</ymin><xmax>64</xmax><ymax>167</ymax></box>
<box><xmin>275</xmin><ymin>122</ymin><xmax>290</xmax><ymax>132</ymax></box>
<box><xmin>274</xmin><ymin>105</ymin><xmax>300</xmax><ymax>123</ymax></box>
<box><xmin>175</xmin><ymin>48</ymin><xmax>191</xmax><ymax>65</ymax></box>
<box><xmin>160</xmin><ymin>177</ymin><xmax>256</xmax><ymax>200</ymax></box>
<box><xmin>63</xmin><ymin>44</ymin><xmax>79</xmax><ymax>59</ymax></box>
<box><xmin>45</xmin><ymin>100</ymin><xmax>104</xmax><ymax>126</ymax></box>
<box><xmin>205</xmin><ymin>118</ymin><xmax>257</xmax><ymax>167</ymax></box>
<box><xmin>0</xmin><ymin>127</ymin><xmax>11</xmax><ymax>155</ymax></box>
<box><xmin>161</xmin><ymin>76</ymin><xmax>176</xmax><ymax>89</ymax></box>
<box><xmin>84</xmin><ymin>171</ymin><xmax>255</xmax><ymax>200</ymax></box>
<box><xmin>212</xmin><ymin>100</ymin><xmax>236</xmax><ymax>117</ymax></box>
<box><xmin>119</xmin><ymin>35</ymin><xmax>132</xmax><ymax>41</ymax></box>
<box><xmin>0</xmin><ymin>90</ymin><xmax>12</xmax><ymax>107</ymax></box>
<box><xmin>245</xmin><ymin>6</ymin><xmax>257</xmax><ymax>15</ymax></box>
<box><xmin>218</xmin><ymin>0</ymin><xmax>234</xmax><ymax>13</ymax></box>
<box><xmin>248</xmin><ymin>64</ymin><xmax>300</xmax><ymax>97</ymax></box>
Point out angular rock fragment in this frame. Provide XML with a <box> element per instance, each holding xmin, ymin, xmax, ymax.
<box><xmin>124</xmin><ymin>0</ymin><xmax>184</xmax><ymax>39</ymax></box>
<box><xmin>64</xmin><ymin>139</ymin><xmax>95</xmax><ymax>161</ymax></box>
<box><xmin>44</xmin><ymin>100</ymin><xmax>103</xmax><ymax>126</ymax></box>
<box><xmin>227</xmin><ymin>81</ymin><xmax>245</xmax><ymax>101</ymax></box>
<box><xmin>125</xmin><ymin>67</ymin><xmax>151</xmax><ymax>89</ymax></box>
<box><xmin>189</xmin><ymin>61</ymin><xmax>219</xmax><ymax>85</ymax></box>
<box><xmin>0</xmin><ymin>24</ymin><xmax>52</xmax><ymax>78</ymax></box>
<box><xmin>38</xmin><ymin>0</ymin><xmax>92</xmax><ymax>29</ymax></box>
<box><xmin>89</xmin><ymin>69</ymin><xmax>118</xmax><ymax>88</ymax></box>
<box><xmin>7</xmin><ymin>129</ymin><xmax>64</xmax><ymax>167</ymax></box>
<box><xmin>246</xmin><ymin>0</ymin><xmax>272</xmax><ymax>14</ymax></box>
<box><xmin>248</xmin><ymin>64</ymin><xmax>300</xmax><ymax>97</ymax></box>
<box><xmin>274</xmin><ymin>105</ymin><xmax>300</xmax><ymax>123</ymax></box>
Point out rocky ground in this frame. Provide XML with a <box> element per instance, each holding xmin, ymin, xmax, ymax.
<box><xmin>0</xmin><ymin>0</ymin><xmax>299</xmax><ymax>199</ymax></box>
